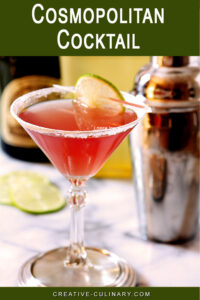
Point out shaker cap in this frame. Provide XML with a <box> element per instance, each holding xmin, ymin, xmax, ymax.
<box><xmin>153</xmin><ymin>56</ymin><xmax>189</xmax><ymax>67</ymax></box>
<box><xmin>144</xmin><ymin>56</ymin><xmax>200</xmax><ymax>109</ymax></box>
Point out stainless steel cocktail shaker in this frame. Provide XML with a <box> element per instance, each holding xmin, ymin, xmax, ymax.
<box><xmin>130</xmin><ymin>56</ymin><xmax>200</xmax><ymax>243</ymax></box>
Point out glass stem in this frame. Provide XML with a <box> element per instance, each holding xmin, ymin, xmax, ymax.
<box><xmin>65</xmin><ymin>178</ymin><xmax>87</xmax><ymax>267</ymax></box>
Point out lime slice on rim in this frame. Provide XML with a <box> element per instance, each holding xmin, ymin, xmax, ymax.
<box><xmin>0</xmin><ymin>171</ymin><xmax>65</xmax><ymax>214</ymax></box>
<box><xmin>75</xmin><ymin>74</ymin><xmax>125</xmax><ymax>114</ymax></box>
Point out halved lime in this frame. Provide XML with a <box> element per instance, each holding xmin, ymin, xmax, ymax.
<box><xmin>0</xmin><ymin>171</ymin><xmax>49</xmax><ymax>206</ymax></box>
<box><xmin>0</xmin><ymin>171</ymin><xmax>65</xmax><ymax>214</ymax></box>
<box><xmin>11</xmin><ymin>183</ymin><xmax>66</xmax><ymax>214</ymax></box>
<box><xmin>7</xmin><ymin>171</ymin><xmax>49</xmax><ymax>185</ymax></box>
<box><xmin>75</xmin><ymin>74</ymin><xmax>124</xmax><ymax>114</ymax></box>
<box><xmin>0</xmin><ymin>175</ymin><xmax>12</xmax><ymax>205</ymax></box>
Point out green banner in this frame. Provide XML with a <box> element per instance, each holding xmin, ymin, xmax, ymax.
<box><xmin>0</xmin><ymin>0</ymin><xmax>199</xmax><ymax>55</ymax></box>
<box><xmin>0</xmin><ymin>287</ymin><xmax>199</xmax><ymax>300</ymax></box>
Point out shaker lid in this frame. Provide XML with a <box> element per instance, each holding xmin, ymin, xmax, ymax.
<box><xmin>144</xmin><ymin>56</ymin><xmax>200</xmax><ymax>109</ymax></box>
<box><xmin>153</xmin><ymin>56</ymin><xmax>189</xmax><ymax>67</ymax></box>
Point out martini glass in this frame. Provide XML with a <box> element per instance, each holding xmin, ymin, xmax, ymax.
<box><xmin>11</xmin><ymin>86</ymin><xmax>149</xmax><ymax>287</ymax></box>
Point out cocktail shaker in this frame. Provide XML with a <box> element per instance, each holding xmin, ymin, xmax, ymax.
<box><xmin>130</xmin><ymin>56</ymin><xmax>200</xmax><ymax>243</ymax></box>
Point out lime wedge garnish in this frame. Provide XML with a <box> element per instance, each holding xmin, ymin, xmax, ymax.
<box><xmin>0</xmin><ymin>171</ymin><xmax>65</xmax><ymax>214</ymax></box>
<box><xmin>75</xmin><ymin>74</ymin><xmax>124</xmax><ymax>114</ymax></box>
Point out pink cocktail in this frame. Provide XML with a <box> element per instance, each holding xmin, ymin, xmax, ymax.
<box><xmin>19</xmin><ymin>99</ymin><xmax>137</xmax><ymax>178</ymax></box>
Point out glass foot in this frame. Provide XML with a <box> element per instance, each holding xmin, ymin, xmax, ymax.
<box><xmin>18</xmin><ymin>247</ymin><xmax>136</xmax><ymax>287</ymax></box>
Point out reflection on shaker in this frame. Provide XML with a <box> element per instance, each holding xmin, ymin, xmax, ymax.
<box><xmin>149</xmin><ymin>153</ymin><xmax>167</xmax><ymax>202</ymax></box>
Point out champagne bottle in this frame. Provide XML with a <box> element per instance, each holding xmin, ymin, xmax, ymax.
<box><xmin>0</xmin><ymin>56</ymin><xmax>60</xmax><ymax>161</ymax></box>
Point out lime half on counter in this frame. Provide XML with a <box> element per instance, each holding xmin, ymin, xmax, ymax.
<box><xmin>0</xmin><ymin>171</ymin><xmax>66</xmax><ymax>214</ymax></box>
<box><xmin>0</xmin><ymin>175</ymin><xmax>13</xmax><ymax>205</ymax></box>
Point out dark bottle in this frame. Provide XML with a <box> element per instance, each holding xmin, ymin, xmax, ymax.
<box><xmin>0</xmin><ymin>57</ymin><xmax>60</xmax><ymax>162</ymax></box>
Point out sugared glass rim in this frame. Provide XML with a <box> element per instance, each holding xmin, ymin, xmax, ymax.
<box><xmin>11</xmin><ymin>86</ymin><xmax>150</xmax><ymax>138</ymax></box>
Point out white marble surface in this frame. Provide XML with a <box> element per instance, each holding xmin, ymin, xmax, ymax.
<box><xmin>0</xmin><ymin>148</ymin><xmax>199</xmax><ymax>287</ymax></box>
